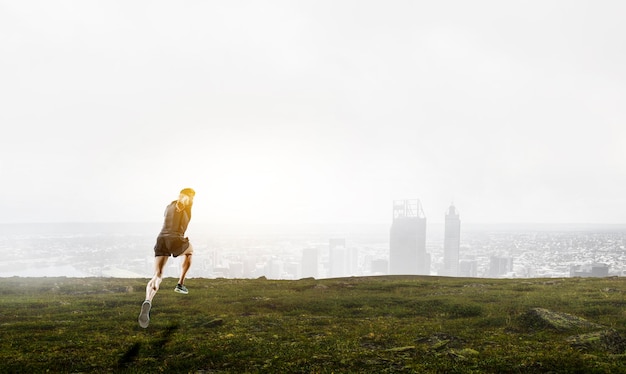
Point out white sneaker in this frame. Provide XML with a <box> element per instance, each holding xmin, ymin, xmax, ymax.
<box><xmin>174</xmin><ymin>284</ymin><xmax>189</xmax><ymax>294</ymax></box>
<box><xmin>138</xmin><ymin>300</ymin><xmax>151</xmax><ymax>328</ymax></box>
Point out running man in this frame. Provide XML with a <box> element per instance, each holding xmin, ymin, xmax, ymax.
<box><xmin>139</xmin><ymin>187</ymin><xmax>196</xmax><ymax>328</ymax></box>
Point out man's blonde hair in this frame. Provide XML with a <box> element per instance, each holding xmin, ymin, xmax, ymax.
<box><xmin>180</xmin><ymin>188</ymin><xmax>195</xmax><ymax>197</ymax></box>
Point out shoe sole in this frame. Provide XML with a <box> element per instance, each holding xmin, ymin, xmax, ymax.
<box><xmin>174</xmin><ymin>288</ymin><xmax>188</xmax><ymax>295</ymax></box>
<box><xmin>138</xmin><ymin>301</ymin><xmax>151</xmax><ymax>328</ymax></box>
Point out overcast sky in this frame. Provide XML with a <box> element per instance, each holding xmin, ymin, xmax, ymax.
<box><xmin>1</xmin><ymin>1</ymin><xmax>625</xmax><ymax>226</ymax></box>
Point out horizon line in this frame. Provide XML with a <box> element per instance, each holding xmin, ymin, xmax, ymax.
<box><xmin>1</xmin><ymin>221</ymin><xmax>626</xmax><ymax>227</ymax></box>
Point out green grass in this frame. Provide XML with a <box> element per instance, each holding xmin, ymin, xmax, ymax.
<box><xmin>2</xmin><ymin>276</ymin><xmax>626</xmax><ymax>373</ymax></box>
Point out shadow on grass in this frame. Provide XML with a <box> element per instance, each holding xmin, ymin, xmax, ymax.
<box><xmin>118</xmin><ymin>342</ymin><xmax>141</xmax><ymax>367</ymax></box>
<box><xmin>118</xmin><ymin>323</ymin><xmax>179</xmax><ymax>368</ymax></box>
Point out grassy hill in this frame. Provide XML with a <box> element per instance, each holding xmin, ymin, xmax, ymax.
<box><xmin>2</xmin><ymin>275</ymin><xmax>626</xmax><ymax>373</ymax></box>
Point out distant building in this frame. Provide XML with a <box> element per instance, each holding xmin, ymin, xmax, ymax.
<box><xmin>301</xmin><ymin>247</ymin><xmax>319</xmax><ymax>278</ymax></box>
<box><xmin>347</xmin><ymin>247</ymin><xmax>360</xmax><ymax>276</ymax></box>
<box><xmin>243</xmin><ymin>257</ymin><xmax>257</xmax><ymax>278</ymax></box>
<box><xmin>459</xmin><ymin>260</ymin><xmax>478</xmax><ymax>277</ymax></box>
<box><xmin>370</xmin><ymin>258</ymin><xmax>389</xmax><ymax>275</ymax></box>
<box><xmin>284</xmin><ymin>262</ymin><xmax>299</xmax><ymax>279</ymax></box>
<box><xmin>488</xmin><ymin>256</ymin><xmax>513</xmax><ymax>277</ymax></box>
<box><xmin>389</xmin><ymin>199</ymin><xmax>430</xmax><ymax>275</ymax></box>
<box><xmin>570</xmin><ymin>263</ymin><xmax>610</xmax><ymax>277</ymax></box>
<box><xmin>229</xmin><ymin>262</ymin><xmax>244</xmax><ymax>278</ymax></box>
<box><xmin>329</xmin><ymin>238</ymin><xmax>347</xmax><ymax>278</ymax></box>
<box><xmin>266</xmin><ymin>257</ymin><xmax>284</xmax><ymax>279</ymax></box>
<box><xmin>440</xmin><ymin>204</ymin><xmax>461</xmax><ymax>277</ymax></box>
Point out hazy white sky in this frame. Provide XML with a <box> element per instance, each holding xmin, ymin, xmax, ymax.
<box><xmin>1</xmin><ymin>1</ymin><xmax>625</xmax><ymax>225</ymax></box>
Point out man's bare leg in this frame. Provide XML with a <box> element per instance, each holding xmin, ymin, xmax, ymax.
<box><xmin>146</xmin><ymin>256</ymin><xmax>169</xmax><ymax>302</ymax></box>
<box><xmin>179</xmin><ymin>254</ymin><xmax>192</xmax><ymax>285</ymax></box>
<box><xmin>139</xmin><ymin>256</ymin><xmax>169</xmax><ymax>328</ymax></box>
<box><xmin>174</xmin><ymin>244</ymin><xmax>193</xmax><ymax>294</ymax></box>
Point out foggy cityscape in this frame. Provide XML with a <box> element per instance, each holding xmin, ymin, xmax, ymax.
<box><xmin>2</xmin><ymin>3</ymin><xmax>626</xmax><ymax>281</ymax></box>
<box><xmin>2</xmin><ymin>201</ymin><xmax>625</xmax><ymax>280</ymax></box>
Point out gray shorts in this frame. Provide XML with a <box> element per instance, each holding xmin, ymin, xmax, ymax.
<box><xmin>153</xmin><ymin>236</ymin><xmax>190</xmax><ymax>257</ymax></box>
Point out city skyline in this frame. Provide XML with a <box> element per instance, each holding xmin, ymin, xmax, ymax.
<box><xmin>2</xmin><ymin>219</ymin><xmax>625</xmax><ymax>279</ymax></box>
<box><xmin>1</xmin><ymin>1</ymin><xmax>625</xmax><ymax>226</ymax></box>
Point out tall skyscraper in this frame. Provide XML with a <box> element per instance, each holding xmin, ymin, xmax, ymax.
<box><xmin>389</xmin><ymin>199</ymin><xmax>430</xmax><ymax>275</ymax></box>
<box><xmin>440</xmin><ymin>204</ymin><xmax>461</xmax><ymax>277</ymax></box>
